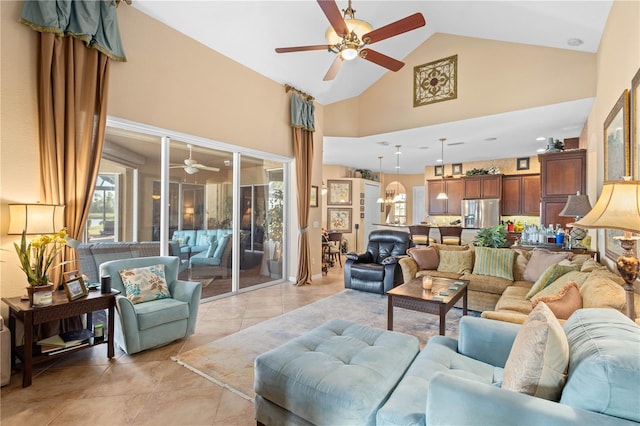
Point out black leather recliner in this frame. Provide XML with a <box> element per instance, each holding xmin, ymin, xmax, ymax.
<box><xmin>344</xmin><ymin>229</ymin><xmax>411</xmax><ymax>294</ymax></box>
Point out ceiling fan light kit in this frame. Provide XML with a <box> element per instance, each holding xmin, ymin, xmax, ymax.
<box><xmin>275</xmin><ymin>0</ymin><xmax>425</xmax><ymax>80</ymax></box>
<box><xmin>169</xmin><ymin>144</ymin><xmax>220</xmax><ymax>174</ymax></box>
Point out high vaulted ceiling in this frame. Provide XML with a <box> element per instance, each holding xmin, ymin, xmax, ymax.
<box><xmin>132</xmin><ymin>1</ymin><xmax>613</xmax><ymax>174</ymax></box>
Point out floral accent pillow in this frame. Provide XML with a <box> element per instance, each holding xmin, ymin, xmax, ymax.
<box><xmin>119</xmin><ymin>264</ymin><xmax>171</xmax><ymax>304</ymax></box>
<box><xmin>437</xmin><ymin>249</ymin><xmax>473</xmax><ymax>274</ymax></box>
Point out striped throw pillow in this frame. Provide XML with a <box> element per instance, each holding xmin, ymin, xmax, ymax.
<box><xmin>472</xmin><ymin>247</ymin><xmax>515</xmax><ymax>280</ymax></box>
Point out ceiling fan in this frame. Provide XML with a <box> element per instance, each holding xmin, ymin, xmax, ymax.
<box><xmin>170</xmin><ymin>144</ymin><xmax>220</xmax><ymax>174</ymax></box>
<box><xmin>275</xmin><ymin>0</ymin><xmax>425</xmax><ymax>81</ymax></box>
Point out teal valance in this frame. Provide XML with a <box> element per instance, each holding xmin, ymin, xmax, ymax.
<box><xmin>20</xmin><ymin>0</ymin><xmax>127</xmax><ymax>62</ymax></box>
<box><xmin>290</xmin><ymin>93</ymin><xmax>315</xmax><ymax>132</ymax></box>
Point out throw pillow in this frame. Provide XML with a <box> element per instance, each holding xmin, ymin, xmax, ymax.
<box><xmin>198</xmin><ymin>233</ymin><xmax>211</xmax><ymax>246</ymax></box>
<box><xmin>206</xmin><ymin>239</ymin><xmax>219</xmax><ymax>258</ymax></box>
<box><xmin>532</xmin><ymin>270</ymin><xmax>590</xmax><ymax>300</ymax></box>
<box><xmin>432</xmin><ymin>243</ymin><xmax>471</xmax><ymax>252</ymax></box>
<box><xmin>118</xmin><ymin>264</ymin><xmax>171</xmax><ymax>305</ymax></box>
<box><xmin>523</xmin><ymin>249</ymin><xmax>573</xmax><ymax>282</ymax></box>
<box><xmin>502</xmin><ymin>302</ymin><xmax>569</xmax><ymax>401</ymax></box>
<box><xmin>580</xmin><ymin>273</ymin><xmax>627</xmax><ymax>311</ymax></box>
<box><xmin>437</xmin><ymin>249</ymin><xmax>473</xmax><ymax>274</ymax></box>
<box><xmin>407</xmin><ymin>247</ymin><xmax>439</xmax><ymax>271</ymax></box>
<box><xmin>532</xmin><ymin>282</ymin><xmax>582</xmax><ymax>320</ymax></box>
<box><xmin>580</xmin><ymin>258</ymin><xmax>606</xmax><ymax>272</ymax></box>
<box><xmin>512</xmin><ymin>249</ymin><xmax>531</xmax><ymax>281</ymax></box>
<box><xmin>525</xmin><ymin>263</ymin><xmax>579</xmax><ymax>300</ymax></box>
<box><xmin>472</xmin><ymin>247</ymin><xmax>515</xmax><ymax>281</ymax></box>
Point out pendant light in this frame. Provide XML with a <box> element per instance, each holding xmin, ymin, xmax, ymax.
<box><xmin>376</xmin><ymin>156</ymin><xmax>385</xmax><ymax>204</ymax></box>
<box><xmin>436</xmin><ymin>138</ymin><xmax>448</xmax><ymax>200</ymax></box>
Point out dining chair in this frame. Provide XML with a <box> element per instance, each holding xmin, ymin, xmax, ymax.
<box><xmin>438</xmin><ymin>226</ymin><xmax>463</xmax><ymax>245</ymax></box>
<box><xmin>327</xmin><ymin>231</ymin><xmax>343</xmax><ymax>268</ymax></box>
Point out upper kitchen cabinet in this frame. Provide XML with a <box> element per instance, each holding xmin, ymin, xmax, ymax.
<box><xmin>502</xmin><ymin>174</ymin><xmax>540</xmax><ymax>216</ymax></box>
<box><xmin>538</xmin><ymin>149</ymin><xmax>586</xmax><ymax>227</ymax></box>
<box><xmin>463</xmin><ymin>174</ymin><xmax>502</xmax><ymax>199</ymax></box>
<box><xmin>428</xmin><ymin>178</ymin><xmax>464</xmax><ymax>215</ymax></box>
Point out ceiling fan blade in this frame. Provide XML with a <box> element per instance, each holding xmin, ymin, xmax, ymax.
<box><xmin>275</xmin><ymin>45</ymin><xmax>331</xmax><ymax>54</ymax></box>
<box><xmin>323</xmin><ymin>56</ymin><xmax>343</xmax><ymax>81</ymax></box>
<box><xmin>359</xmin><ymin>49</ymin><xmax>404</xmax><ymax>72</ymax></box>
<box><xmin>317</xmin><ymin>0</ymin><xmax>349</xmax><ymax>38</ymax></box>
<box><xmin>194</xmin><ymin>164</ymin><xmax>220</xmax><ymax>172</ymax></box>
<box><xmin>362</xmin><ymin>13</ymin><xmax>426</xmax><ymax>45</ymax></box>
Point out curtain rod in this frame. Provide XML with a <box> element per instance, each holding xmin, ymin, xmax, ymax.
<box><xmin>284</xmin><ymin>84</ymin><xmax>314</xmax><ymax>102</ymax></box>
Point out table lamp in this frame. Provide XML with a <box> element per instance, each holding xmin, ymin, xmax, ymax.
<box><xmin>559</xmin><ymin>192</ymin><xmax>592</xmax><ymax>248</ymax></box>
<box><xmin>573</xmin><ymin>180</ymin><xmax>640</xmax><ymax>321</ymax></box>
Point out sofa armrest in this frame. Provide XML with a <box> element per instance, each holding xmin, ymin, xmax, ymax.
<box><xmin>398</xmin><ymin>257</ymin><xmax>418</xmax><ymax>284</ymax></box>
<box><xmin>458</xmin><ymin>316</ymin><xmax>520</xmax><ymax>368</ymax></box>
<box><xmin>170</xmin><ymin>280</ymin><xmax>202</xmax><ymax>304</ymax></box>
<box><xmin>427</xmin><ymin>374</ymin><xmax>636</xmax><ymax>426</ymax></box>
<box><xmin>381</xmin><ymin>255</ymin><xmax>405</xmax><ymax>265</ymax></box>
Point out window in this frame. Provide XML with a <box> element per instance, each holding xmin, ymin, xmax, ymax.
<box><xmin>86</xmin><ymin>174</ymin><xmax>118</xmax><ymax>242</ymax></box>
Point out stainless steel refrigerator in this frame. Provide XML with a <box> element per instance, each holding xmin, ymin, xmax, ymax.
<box><xmin>461</xmin><ymin>198</ymin><xmax>500</xmax><ymax>228</ymax></box>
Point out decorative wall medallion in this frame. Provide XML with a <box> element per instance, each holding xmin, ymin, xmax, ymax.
<box><xmin>414</xmin><ymin>55</ymin><xmax>458</xmax><ymax>107</ymax></box>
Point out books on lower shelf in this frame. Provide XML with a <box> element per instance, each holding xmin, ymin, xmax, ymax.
<box><xmin>37</xmin><ymin>329</ymin><xmax>94</xmax><ymax>354</ymax></box>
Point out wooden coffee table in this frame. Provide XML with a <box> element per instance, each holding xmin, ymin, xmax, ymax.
<box><xmin>387</xmin><ymin>277</ymin><xmax>469</xmax><ymax>336</ymax></box>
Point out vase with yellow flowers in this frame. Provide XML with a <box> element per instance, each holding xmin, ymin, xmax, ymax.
<box><xmin>14</xmin><ymin>229</ymin><xmax>68</xmax><ymax>306</ymax></box>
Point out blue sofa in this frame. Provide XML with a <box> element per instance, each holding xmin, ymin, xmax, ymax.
<box><xmin>171</xmin><ymin>229</ymin><xmax>232</xmax><ymax>256</ymax></box>
<box><xmin>255</xmin><ymin>309</ymin><xmax>640</xmax><ymax>426</ymax></box>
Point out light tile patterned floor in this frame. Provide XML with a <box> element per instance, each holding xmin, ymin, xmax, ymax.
<box><xmin>1</xmin><ymin>265</ymin><xmax>345</xmax><ymax>426</ymax></box>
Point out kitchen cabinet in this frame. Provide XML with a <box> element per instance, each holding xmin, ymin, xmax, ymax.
<box><xmin>502</xmin><ymin>174</ymin><xmax>540</xmax><ymax>216</ymax></box>
<box><xmin>463</xmin><ymin>174</ymin><xmax>502</xmax><ymax>199</ymax></box>
<box><xmin>428</xmin><ymin>178</ymin><xmax>463</xmax><ymax>215</ymax></box>
<box><xmin>538</xmin><ymin>149</ymin><xmax>586</xmax><ymax>228</ymax></box>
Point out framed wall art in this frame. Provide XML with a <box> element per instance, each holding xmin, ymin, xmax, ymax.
<box><xmin>434</xmin><ymin>165</ymin><xmax>444</xmax><ymax>177</ymax></box>
<box><xmin>632</xmin><ymin>67</ymin><xmax>640</xmax><ymax>179</ymax></box>
<box><xmin>414</xmin><ymin>55</ymin><xmax>458</xmax><ymax>107</ymax></box>
<box><xmin>517</xmin><ymin>157</ymin><xmax>530</xmax><ymax>171</ymax></box>
<box><xmin>310</xmin><ymin>185</ymin><xmax>318</xmax><ymax>208</ymax></box>
<box><xmin>327</xmin><ymin>180</ymin><xmax>352</xmax><ymax>205</ymax></box>
<box><xmin>603</xmin><ymin>89</ymin><xmax>630</xmax><ymax>181</ymax></box>
<box><xmin>451</xmin><ymin>163</ymin><xmax>463</xmax><ymax>175</ymax></box>
<box><xmin>327</xmin><ymin>208</ymin><xmax>352</xmax><ymax>233</ymax></box>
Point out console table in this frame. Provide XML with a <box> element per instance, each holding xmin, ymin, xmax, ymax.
<box><xmin>2</xmin><ymin>290</ymin><xmax>118</xmax><ymax>387</ymax></box>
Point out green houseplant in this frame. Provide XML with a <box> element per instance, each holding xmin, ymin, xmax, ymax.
<box><xmin>266</xmin><ymin>188</ymin><xmax>283</xmax><ymax>276</ymax></box>
<box><xmin>473</xmin><ymin>225</ymin><xmax>508</xmax><ymax>248</ymax></box>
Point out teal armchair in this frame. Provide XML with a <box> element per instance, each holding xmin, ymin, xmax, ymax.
<box><xmin>99</xmin><ymin>256</ymin><xmax>201</xmax><ymax>355</ymax></box>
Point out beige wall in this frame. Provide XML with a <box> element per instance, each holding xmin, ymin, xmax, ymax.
<box><xmin>0</xmin><ymin>2</ymin><xmax>326</xmax><ymax>299</ymax></box>
<box><xmin>584</xmin><ymin>0</ymin><xmax>639</xmax><ymax>268</ymax></box>
<box><xmin>325</xmin><ymin>33</ymin><xmax>597</xmax><ymax>137</ymax></box>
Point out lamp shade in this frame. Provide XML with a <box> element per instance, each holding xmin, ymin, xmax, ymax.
<box><xmin>8</xmin><ymin>204</ymin><xmax>65</xmax><ymax>235</ymax></box>
<box><xmin>573</xmin><ymin>181</ymin><xmax>640</xmax><ymax>233</ymax></box>
<box><xmin>559</xmin><ymin>193</ymin><xmax>592</xmax><ymax>217</ymax></box>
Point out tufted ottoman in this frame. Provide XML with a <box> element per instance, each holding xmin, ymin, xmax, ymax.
<box><xmin>254</xmin><ymin>319</ymin><xmax>419</xmax><ymax>426</ymax></box>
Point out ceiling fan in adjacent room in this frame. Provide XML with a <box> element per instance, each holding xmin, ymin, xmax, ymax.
<box><xmin>275</xmin><ymin>0</ymin><xmax>425</xmax><ymax>81</ymax></box>
<box><xmin>170</xmin><ymin>144</ymin><xmax>220</xmax><ymax>174</ymax></box>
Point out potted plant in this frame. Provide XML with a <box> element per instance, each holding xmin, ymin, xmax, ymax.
<box><xmin>14</xmin><ymin>229</ymin><xmax>68</xmax><ymax>306</ymax></box>
<box><xmin>473</xmin><ymin>224</ymin><xmax>508</xmax><ymax>248</ymax></box>
<box><xmin>266</xmin><ymin>188</ymin><xmax>283</xmax><ymax>277</ymax></box>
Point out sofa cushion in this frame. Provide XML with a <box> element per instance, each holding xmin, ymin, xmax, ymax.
<box><xmin>134</xmin><ymin>297</ymin><xmax>189</xmax><ymax>330</ymax></box>
<box><xmin>472</xmin><ymin>247</ymin><xmax>515</xmax><ymax>281</ymax></box>
<box><xmin>525</xmin><ymin>263</ymin><xmax>579</xmax><ymax>300</ymax></box>
<box><xmin>502</xmin><ymin>302</ymin><xmax>569</xmax><ymax>401</ymax></box>
<box><xmin>512</xmin><ymin>249</ymin><xmax>531</xmax><ymax>281</ymax></box>
<box><xmin>493</xmin><ymin>286</ymin><xmax>532</xmax><ymax>315</ymax></box>
<box><xmin>407</xmin><ymin>247</ymin><xmax>439</xmax><ymax>271</ymax></box>
<box><xmin>522</xmin><ymin>249</ymin><xmax>572</xmax><ymax>282</ymax></box>
<box><xmin>213</xmin><ymin>234</ymin><xmax>231</xmax><ymax>263</ymax></box>
<box><xmin>459</xmin><ymin>273</ymin><xmax>513</xmax><ymax>295</ymax></box>
<box><xmin>418</xmin><ymin>270</ymin><xmax>462</xmax><ymax>280</ymax></box>
<box><xmin>118</xmin><ymin>264</ymin><xmax>171</xmax><ymax>304</ymax></box>
<box><xmin>579</xmin><ymin>272</ymin><xmax>627</xmax><ymax>311</ymax></box>
<box><xmin>437</xmin><ymin>250</ymin><xmax>473</xmax><ymax>274</ymax></box>
<box><xmin>532</xmin><ymin>282</ymin><xmax>582</xmax><ymax>320</ymax></box>
<box><xmin>560</xmin><ymin>309</ymin><xmax>640</xmax><ymax>422</ymax></box>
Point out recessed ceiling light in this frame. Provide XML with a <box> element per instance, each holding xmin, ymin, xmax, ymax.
<box><xmin>436</xmin><ymin>159</ymin><xmax>443</xmax><ymax>163</ymax></box>
<box><xmin>567</xmin><ymin>38</ymin><xmax>583</xmax><ymax>47</ymax></box>
<box><xmin>536</xmin><ymin>148</ymin><xmax>546</xmax><ymax>153</ymax></box>
<box><xmin>536</xmin><ymin>137</ymin><xmax>546</xmax><ymax>141</ymax></box>
<box><xmin>484</xmin><ymin>137</ymin><xmax>497</xmax><ymax>141</ymax></box>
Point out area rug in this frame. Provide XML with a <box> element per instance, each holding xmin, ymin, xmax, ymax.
<box><xmin>174</xmin><ymin>289</ymin><xmax>472</xmax><ymax>400</ymax></box>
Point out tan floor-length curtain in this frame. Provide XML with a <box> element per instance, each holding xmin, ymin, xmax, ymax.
<box><xmin>21</xmin><ymin>0</ymin><xmax>127</xmax><ymax>284</ymax></box>
<box><xmin>291</xmin><ymin>93</ymin><xmax>315</xmax><ymax>286</ymax></box>
<box><xmin>37</xmin><ymin>33</ymin><xmax>111</xmax><ymax>283</ymax></box>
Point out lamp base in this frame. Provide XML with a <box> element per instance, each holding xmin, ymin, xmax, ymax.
<box><xmin>614</xmin><ymin>235</ymin><xmax>639</xmax><ymax>321</ymax></box>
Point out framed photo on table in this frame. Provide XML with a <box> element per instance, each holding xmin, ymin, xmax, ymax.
<box><xmin>327</xmin><ymin>208</ymin><xmax>352</xmax><ymax>233</ymax></box>
<box><xmin>63</xmin><ymin>276</ymin><xmax>88</xmax><ymax>301</ymax></box>
<box><xmin>603</xmin><ymin>89</ymin><xmax>630</xmax><ymax>181</ymax></box>
<box><xmin>327</xmin><ymin>180</ymin><xmax>352</xmax><ymax>205</ymax></box>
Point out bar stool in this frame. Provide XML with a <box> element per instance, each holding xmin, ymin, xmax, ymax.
<box><xmin>408</xmin><ymin>225</ymin><xmax>431</xmax><ymax>246</ymax></box>
<box><xmin>438</xmin><ymin>226</ymin><xmax>463</xmax><ymax>245</ymax></box>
